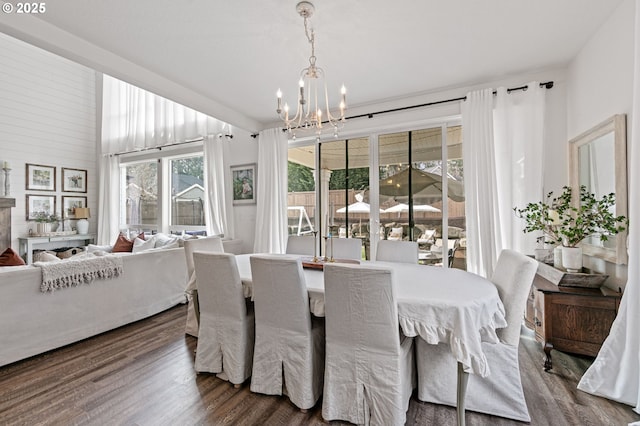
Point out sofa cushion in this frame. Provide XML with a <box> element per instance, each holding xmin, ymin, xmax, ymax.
<box><xmin>0</xmin><ymin>248</ymin><xmax>26</xmax><ymax>267</ymax></box>
<box><xmin>39</xmin><ymin>252</ymin><xmax>62</xmax><ymax>262</ymax></box>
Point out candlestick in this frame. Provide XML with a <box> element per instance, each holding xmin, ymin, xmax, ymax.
<box><xmin>2</xmin><ymin>165</ymin><xmax>10</xmax><ymax>197</ymax></box>
<box><xmin>312</xmin><ymin>231</ymin><xmax>318</xmax><ymax>262</ymax></box>
<box><xmin>323</xmin><ymin>235</ymin><xmax>329</xmax><ymax>262</ymax></box>
<box><xmin>329</xmin><ymin>233</ymin><xmax>334</xmax><ymax>262</ymax></box>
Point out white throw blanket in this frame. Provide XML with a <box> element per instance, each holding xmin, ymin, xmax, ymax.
<box><xmin>35</xmin><ymin>255</ymin><xmax>124</xmax><ymax>293</ymax></box>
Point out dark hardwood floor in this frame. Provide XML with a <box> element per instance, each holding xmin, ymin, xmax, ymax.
<box><xmin>1</xmin><ymin>304</ymin><xmax>638</xmax><ymax>426</ymax></box>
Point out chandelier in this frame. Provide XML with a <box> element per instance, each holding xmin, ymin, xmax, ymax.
<box><xmin>276</xmin><ymin>1</ymin><xmax>346</xmax><ymax>140</ymax></box>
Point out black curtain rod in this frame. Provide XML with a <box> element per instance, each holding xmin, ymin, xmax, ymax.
<box><xmin>251</xmin><ymin>81</ymin><xmax>554</xmax><ymax>138</ymax></box>
<box><xmin>111</xmin><ymin>134</ymin><xmax>233</xmax><ymax>156</ymax></box>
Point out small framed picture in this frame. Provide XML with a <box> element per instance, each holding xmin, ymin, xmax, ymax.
<box><xmin>62</xmin><ymin>196</ymin><xmax>87</xmax><ymax>219</ymax></box>
<box><xmin>62</xmin><ymin>167</ymin><xmax>87</xmax><ymax>193</ymax></box>
<box><xmin>26</xmin><ymin>163</ymin><xmax>56</xmax><ymax>191</ymax></box>
<box><xmin>26</xmin><ymin>194</ymin><xmax>56</xmax><ymax>220</ymax></box>
<box><xmin>231</xmin><ymin>163</ymin><xmax>256</xmax><ymax>205</ymax></box>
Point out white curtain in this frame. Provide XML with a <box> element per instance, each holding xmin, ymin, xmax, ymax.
<box><xmin>203</xmin><ymin>134</ymin><xmax>234</xmax><ymax>238</ymax></box>
<box><xmin>253</xmin><ymin>128</ymin><xmax>288</xmax><ymax>253</ymax></box>
<box><xmin>102</xmin><ymin>75</ymin><xmax>227</xmax><ymax>154</ymax></box>
<box><xmin>97</xmin><ymin>155</ymin><xmax>120</xmax><ymax>245</ymax></box>
<box><xmin>462</xmin><ymin>83</ymin><xmax>546</xmax><ymax>277</ymax></box>
<box><xmin>494</xmin><ymin>84</ymin><xmax>546</xmax><ymax>254</ymax></box>
<box><xmin>462</xmin><ymin>89</ymin><xmax>500</xmax><ymax>278</ymax></box>
<box><xmin>578</xmin><ymin>2</ymin><xmax>640</xmax><ymax>412</ymax></box>
<box><xmin>100</xmin><ymin>75</ymin><xmax>232</xmax><ymax>239</ymax></box>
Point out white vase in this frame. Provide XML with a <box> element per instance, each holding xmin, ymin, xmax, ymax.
<box><xmin>36</xmin><ymin>222</ymin><xmax>51</xmax><ymax>235</ymax></box>
<box><xmin>553</xmin><ymin>246</ymin><xmax>563</xmax><ymax>269</ymax></box>
<box><xmin>562</xmin><ymin>246</ymin><xmax>582</xmax><ymax>272</ymax></box>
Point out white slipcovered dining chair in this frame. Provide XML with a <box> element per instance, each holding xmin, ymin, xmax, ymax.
<box><xmin>323</xmin><ymin>263</ymin><xmax>415</xmax><ymax>426</ymax></box>
<box><xmin>184</xmin><ymin>236</ymin><xmax>224</xmax><ymax>337</ymax></box>
<box><xmin>375</xmin><ymin>239</ymin><xmax>419</xmax><ymax>264</ymax></box>
<box><xmin>285</xmin><ymin>235</ymin><xmax>315</xmax><ymax>256</ymax></box>
<box><xmin>416</xmin><ymin>249</ymin><xmax>538</xmax><ymax>421</ymax></box>
<box><xmin>193</xmin><ymin>252</ymin><xmax>254</xmax><ymax>386</ymax></box>
<box><xmin>330</xmin><ymin>237</ymin><xmax>362</xmax><ymax>260</ymax></box>
<box><xmin>249</xmin><ymin>254</ymin><xmax>325</xmax><ymax>411</ymax></box>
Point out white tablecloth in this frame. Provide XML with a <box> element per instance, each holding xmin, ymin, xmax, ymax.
<box><xmin>235</xmin><ymin>254</ymin><xmax>506</xmax><ymax>377</ymax></box>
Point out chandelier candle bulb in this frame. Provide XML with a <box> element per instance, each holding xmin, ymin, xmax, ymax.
<box><xmin>277</xmin><ymin>89</ymin><xmax>282</xmax><ymax>111</ymax></box>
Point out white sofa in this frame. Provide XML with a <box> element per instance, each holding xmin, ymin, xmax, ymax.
<box><xmin>0</xmin><ymin>247</ymin><xmax>188</xmax><ymax>367</ymax></box>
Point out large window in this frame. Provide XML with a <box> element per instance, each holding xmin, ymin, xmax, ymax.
<box><xmin>120</xmin><ymin>150</ymin><xmax>207</xmax><ymax>235</ymax></box>
<box><xmin>287</xmin><ymin>123</ymin><xmax>464</xmax><ymax>267</ymax></box>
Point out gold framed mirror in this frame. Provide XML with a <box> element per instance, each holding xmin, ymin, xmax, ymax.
<box><xmin>569</xmin><ymin>114</ymin><xmax>628</xmax><ymax>264</ymax></box>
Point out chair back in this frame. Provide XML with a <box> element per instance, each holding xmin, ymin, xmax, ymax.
<box><xmin>376</xmin><ymin>240</ymin><xmax>418</xmax><ymax>264</ymax></box>
<box><xmin>331</xmin><ymin>238</ymin><xmax>362</xmax><ymax>260</ymax></box>
<box><xmin>285</xmin><ymin>235</ymin><xmax>315</xmax><ymax>256</ymax></box>
<box><xmin>250</xmin><ymin>254</ymin><xmax>311</xmax><ymax>334</ymax></box>
<box><xmin>490</xmin><ymin>249</ymin><xmax>538</xmax><ymax>346</ymax></box>
<box><xmin>193</xmin><ymin>252</ymin><xmax>246</xmax><ymax>321</ymax></box>
<box><xmin>324</xmin><ymin>263</ymin><xmax>399</xmax><ymax>353</ymax></box>
<box><xmin>184</xmin><ymin>236</ymin><xmax>224</xmax><ymax>279</ymax></box>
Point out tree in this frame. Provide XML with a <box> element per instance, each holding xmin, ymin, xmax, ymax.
<box><xmin>329</xmin><ymin>167</ymin><xmax>370</xmax><ymax>191</ymax></box>
<box><xmin>288</xmin><ymin>161</ymin><xmax>315</xmax><ymax>192</ymax></box>
<box><xmin>172</xmin><ymin>156</ymin><xmax>203</xmax><ymax>180</ymax></box>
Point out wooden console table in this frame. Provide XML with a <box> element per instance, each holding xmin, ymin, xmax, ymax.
<box><xmin>18</xmin><ymin>234</ymin><xmax>95</xmax><ymax>264</ymax></box>
<box><xmin>525</xmin><ymin>270</ymin><xmax>621</xmax><ymax>371</ymax></box>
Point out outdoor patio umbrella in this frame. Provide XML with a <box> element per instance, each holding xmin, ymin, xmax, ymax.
<box><xmin>383</xmin><ymin>203</ymin><xmax>441</xmax><ymax>213</ymax></box>
<box><xmin>379</xmin><ymin>167</ymin><xmax>465</xmax><ymax>202</ymax></box>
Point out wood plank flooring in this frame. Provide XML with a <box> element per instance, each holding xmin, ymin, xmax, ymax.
<box><xmin>1</xmin><ymin>304</ymin><xmax>638</xmax><ymax>425</ymax></box>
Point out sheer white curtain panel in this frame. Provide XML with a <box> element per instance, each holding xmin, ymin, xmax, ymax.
<box><xmin>97</xmin><ymin>155</ymin><xmax>120</xmax><ymax>245</ymax></box>
<box><xmin>462</xmin><ymin>89</ymin><xmax>502</xmax><ymax>278</ymax></box>
<box><xmin>462</xmin><ymin>83</ymin><xmax>546</xmax><ymax>277</ymax></box>
<box><xmin>494</xmin><ymin>84</ymin><xmax>546</xmax><ymax>255</ymax></box>
<box><xmin>102</xmin><ymin>75</ymin><xmax>228</xmax><ymax>155</ymax></box>
<box><xmin>578</xmin><ymin>2</ymin><xmax>640</xmax><ymax>412</ymax></box>
<box><xmin>253</xmin><ymin>128</ymin><xmax>288</xmax><ymax>254</ymax></box>
<box><xmin>204</xmin><ymin>134</ymin><xmax>234</xmax><ymax>238</ymax></box>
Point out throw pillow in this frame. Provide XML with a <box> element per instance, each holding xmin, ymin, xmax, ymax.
<box><xmin>132</xmin><ymin>236</ymin><xmax>156</xmax><ymax>253</ymax></box>
<box><xmin>39</xmin><ymin>252</ymin><xmax>62</xmax><ymax>262</ymax></box>
<box><xmin>0</xmin><ymin>248</ymin><xmax>26</xmax><ymax>266</ymax></box>
<box><xmin>87</xmin><ymin>244</ymin><xmax>113</xmax><ymax>253</ymax></box>
<box><xmin>112</xmin><ymin>232</ymin><xmax>145</xmax><ymax>253</ymax></box>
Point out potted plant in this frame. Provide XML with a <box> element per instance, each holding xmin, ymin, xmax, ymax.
<box><xmin>514</xmin><ymin>186</ymin><xmax>628</xmax><ymax>272</ymax></box>
<box><xmin>32</xmin><ymin>212</ymin><xmax>60</xmax><ymax>235</ymax></box>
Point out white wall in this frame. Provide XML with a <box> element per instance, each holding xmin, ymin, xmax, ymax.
<box><xmin>567</xmin><ymin>0</ymin><xmax>635</xmax><ymax>289</ymax></box>
<box><xmin>226</xmin><ymin>128</ymin><xmax>258</xmax><ymax>253</ymax></box>
<box><xmin>0</xmin><ymin>32</ymin><xmax>97</xmax><ymax>252</ymax></box>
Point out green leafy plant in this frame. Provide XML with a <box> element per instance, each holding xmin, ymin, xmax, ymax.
<box><xmin>514</xmin><ymin>185</ymin><xmax>628</xmax><ymax>248</ymax></box>
<box><xmin>32</xmin><ymin>212</ymin><xmax>60</xmax><ymax>223</ymax></box>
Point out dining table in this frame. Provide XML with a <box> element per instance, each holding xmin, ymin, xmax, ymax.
<box><xmin>234</xmin><ymin>254</ymin><xmax>507</xmax><ymax>426</ymax></box>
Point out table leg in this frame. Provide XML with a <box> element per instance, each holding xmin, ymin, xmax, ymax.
<box><xmin>457</xmin><ymin>361</ymin><xmax>468</xmax><ymax>426</ymax></box>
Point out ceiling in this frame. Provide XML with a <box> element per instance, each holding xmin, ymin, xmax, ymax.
<box><xmin>0</xmin><ymin>0</ymin><xmax>624</xmax><ymax>132</ymax></box>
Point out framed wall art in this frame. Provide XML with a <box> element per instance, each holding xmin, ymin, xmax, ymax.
<box><xmin>26</xmin><ymin>163</ymin><xmax>56</xmax><ymax>191</ymax></box>
<box><xmin>62</xmin><ymin>195</ymin><xmax>87</xmax><ymax>219</ymax></box>
<box><xmin>62</xmin><ymin>167</ymin><xmax>87</xmax><ymax>193</ymax></box>
<box><xmin>26</xmin><ymin>194</ymin><xmax>56</xmax><ymax>220</ymax></box>
<box><xmin>231</xmin><ymin>163</ymin><xmax>256</xmax><ymax>205</ymax></box>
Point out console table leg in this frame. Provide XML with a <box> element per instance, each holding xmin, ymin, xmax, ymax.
<box><xmin>543</xmin><ymin>342</ymin><xmax>553</xmax><ymax>371</ymax></box>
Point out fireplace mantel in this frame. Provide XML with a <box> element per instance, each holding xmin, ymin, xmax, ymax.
<box><xmin>0</xmin><ymin>197</ymin><xmax>16</xmax><ymax>250</ymax></box>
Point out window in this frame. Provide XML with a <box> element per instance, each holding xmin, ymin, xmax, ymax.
<box><xmin>119</xmin><ymin>150</ymin><xmax>207</xmax><ymax>235</ymax></box>
<box><xmin>170</xmin><ymin>155</ymin><xmax>205</xmax><ymax>232</ymax></box>
<box><xmin>287</xmin><ymin>123</ymin><xmax>464</xmax><ymax>267</ymax></box>
<box><xmin>121</xmin><ymin>160</ymin><xmax>158</xmax><ymax>231</ymax></box>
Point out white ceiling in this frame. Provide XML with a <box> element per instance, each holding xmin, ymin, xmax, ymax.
<box><xmin>0</xmin><ymin>0</ymin><xmax>624</xmax><ymax>132</ymax></box>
